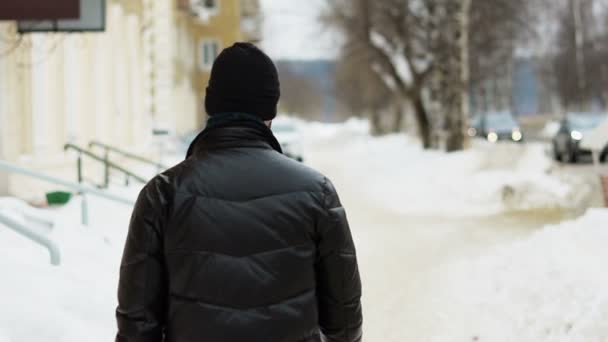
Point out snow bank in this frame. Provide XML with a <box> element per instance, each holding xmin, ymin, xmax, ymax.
<box><xmin>427</xmin><ymin>209</ymin><xmax>608</xmax><ymax>342</ymax></box>
<box><xmin>0</xmin><ymin>117</ymin><xmax>597</xmax><ymax>341</ymax></box>
<box><xmin>0</xmin><ymin>193</ymin><xmax>136</xmax><ymax>342</ymax></box>
<box><xmin>296</xmin><ymin>118</ymin><xmax>591</xmax><ymax>216</ymax></box>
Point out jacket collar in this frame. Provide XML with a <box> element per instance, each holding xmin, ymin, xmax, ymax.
<box><xmin>186</xmin><ymin>113</ymin><xmax>283</xmax><ymax>159</ymax></box>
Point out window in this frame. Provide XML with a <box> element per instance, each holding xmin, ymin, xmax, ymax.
<box><xmin>203</xmin><ymin>0</ymin><xmax>217</xmax><ymax>10</ymax></box>
<box><xmin>199</xmin><ymin>40</ymin><xmax>220</xmax><ymax>70</ymax></box>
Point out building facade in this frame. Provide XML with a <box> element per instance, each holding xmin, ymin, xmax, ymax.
<box><xmin>0</xmin><ymin>0</ymin><xmax>261</xmax><ymax>198</ymax></box>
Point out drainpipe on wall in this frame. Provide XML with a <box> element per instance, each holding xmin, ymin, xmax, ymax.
<box><xmin>143</xmin><ymin>0</ymin><xmax>174</xmax><ymax>143</ymax></box>
<box><xmin>0</xmin><ymin>141</ymin><xmax>6</xmax><ymax>197</ymax></box>
<box><xmin>0</xmin><ymin>36</ymin><xmax>9</xmax><ymax>196</ymax></box>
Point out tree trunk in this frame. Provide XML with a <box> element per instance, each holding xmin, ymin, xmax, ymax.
<box><xmin>370</xmin><ymin>110</ymin><xmax>383</xmax><ymax>136</ymax></box>
<box><xmin>445</xmin><ymin>118</ymin><xmax>465</xmax><ymax>151</ymax></box>
<box><xmin>442</xmin><ymin>0</ymin><xmax>471</xmax><ymax>152</ymax></box>
<box><xmin>481</xmin><ymin>85</ymin><xmax>489</xmax><ymax>113</ymax></box>
<box><xmin>571</xmin><ymin>0</ymin><xmax>587</xmax><ymax>111</ymax></box>
<box><xmin>391</xmin><ymin>100</ymin><xmax>404</xmax><ymax>133</ymax></box>
<box><xmin>412</xmin><ymin>92</ymin><xmax>432</xmax><ymax>149</ymax></box>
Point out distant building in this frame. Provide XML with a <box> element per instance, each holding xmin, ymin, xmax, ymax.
<box><xmin>0</xmin><ymin>0</ymin><xmax>261</xmax><ymax>198</ymax></box>
<box><xmin>240</xmin><ymin>0</ymin><xmax>263</xmax><ymax>43</ymax></box>
<box><xmin>470</xmin><ymin>57</ymin><xmax>541</xmax><ymax>117</ymax></box>
<box><xmin>512</xmin><ymin>58</ymin><xmax>540</xmax><ymax>116</ymax></box>
<box><xmin>276</xmin><ymin>60</ymin><xmax>338</xmax><ymax>122</ymax></box>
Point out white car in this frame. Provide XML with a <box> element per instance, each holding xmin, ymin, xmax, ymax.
<box><xmin>552</xmin><ymin>113</ymin><xmax>608</xmax><ymax>163</ymax></box>
<box><xmin>272</xmin><ymin>120</ymin><xmax>304</xmax><ymax>162</ymax></box>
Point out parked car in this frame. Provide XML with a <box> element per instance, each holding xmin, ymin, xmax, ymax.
<box><xmin>272</xmin><ymin>120</ymin><xmax>304</xmax><ymax>162</ymax></box>
<box><xmin>468</xmin><ymin>111</ymin><xmax>524</xmax><ymax>143</ymax></box>
<box><xmin>552</xmin><ymin>113</ymin><xmax>608</xmax><ymax>163</ymax></box>
<box><xmin>179</xmin><ymin>120</ymin><xmax>305</xmax><ymax>163</ymax></box>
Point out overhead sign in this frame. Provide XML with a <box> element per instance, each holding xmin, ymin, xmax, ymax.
<box><xmin>0</xmin><ymin>0</ymin><xmax>79</xmax><ymax>20</ymax></box>
<box><xmin>17</xmin><ymin>0</ymin><xmax>105</xmax><ymax>33</ymax></box>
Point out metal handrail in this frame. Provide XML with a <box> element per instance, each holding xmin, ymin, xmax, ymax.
<box><xmin>89</xmin><ymin>140</ymin><xmax>168</xmax><ymax>171</ymax></box>
<box><xmin>0</xmin><ymin>159</ymin><xmax>135</xmax><ymax>226</ymax></box>
<box><xmin>64</xmin><ymin>143</ymin><xmax>148</xmax><ymax>187</ymax></box>
<box><xmin>0</xmin><ymin>212</ymin><xmax>61</xmax><ymax>266</ymax></box>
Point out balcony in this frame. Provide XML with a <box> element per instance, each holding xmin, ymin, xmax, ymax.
<box><xmin>177</xmin><ymin>0</ymin><xmax>219</xmax><ymax>23</ymax></box>
<box><xmin>240</xmin><ymin>0</ymin><xmax>262</xmax><ymax>42</ymax></box>
<box><xmin>241</xmin><ymin>14</ymin><xmax>262</xmax><ymax>43</ymax></box>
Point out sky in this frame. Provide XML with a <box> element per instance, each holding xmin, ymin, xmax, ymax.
<box><xmin>260</xmin><ymin>0</ymin><xmax>340</xmax><ymax>61</ymax></box>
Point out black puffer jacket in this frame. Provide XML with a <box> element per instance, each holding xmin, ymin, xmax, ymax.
<box><xmin>116</xmin><ymin>118</ymin><xmax>362</xmax><ymax>342</ymax></box>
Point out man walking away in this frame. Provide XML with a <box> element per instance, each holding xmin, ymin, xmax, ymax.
<box><xmin>115</xmin><ymin>42</ymin><xmax>362</xmax><ymax>342</ymax></box>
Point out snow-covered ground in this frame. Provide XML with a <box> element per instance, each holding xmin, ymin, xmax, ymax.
<box><xmin>291</xmin><ymin>117</ymin><xmax>593</xmax><ymax>216</ymax></box>
<box><xmin>0</xmin><ymin>193</ymin><xmax>135</xmax><ymax>342</ymax></box>
<box><xmin>0</xmin><ymin>118</ymin><xmax>605</xmax><ymax>341</ymax></box>
<box><xmin>427</xmin><ymin>209</ymin><xmax>608</xmax><ymax>342</ymax></box>
<box><xmin>294</xmin><ymin>117</ymin><xmax>607</xmax><ymax>341</ymax></box>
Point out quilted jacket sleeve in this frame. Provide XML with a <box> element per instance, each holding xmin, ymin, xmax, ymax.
<box><xmin>116</xmin><ymin>178</ymin><xmax>169</xmax><ymax>342</ymax></box>
<box><xmin>316</xmin><ymin>178</ymin><xmax>363</xmax><ymax>342</ymax></box>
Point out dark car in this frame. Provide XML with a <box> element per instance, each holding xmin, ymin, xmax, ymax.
<box><xmin>552</xmin><ymin>113</ymin><xmax>608</xmax><ymax>163</ymax></box>
<box><xmin>468</xmin><ymin>111</ymin><xmax>524</xmax><ymax>143</ymax></box>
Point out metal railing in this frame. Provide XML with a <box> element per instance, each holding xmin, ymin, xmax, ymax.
<box><xmin>89</xmin><ymin>140</ymin><xmax>168</xmax><ymax>172</ymax></box>
<box><xmin>0</xmin><ymin>159</ymin><xmax>137</xmax><ymax>265</ymax></box>
<box><xmin>0</xmin><ymin>159</ymin><xmax>135</xmax><ymax>225</ymax></box>
<box><xmin>64</xmin><ymin>143</ymin><xmax>148</xmax><ymax>188</ymax></box>
<box><xmin>0</xmin><ymin>212</ymin><xmax>61</xmax><ymax>266</ymax></box>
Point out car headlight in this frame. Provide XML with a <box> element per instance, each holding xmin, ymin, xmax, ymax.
<box><xmin>512</xmin><ymin>130</ymin><xmax>522</xmax><ymax>142</ymax></box>
<box><xmin>571</xmin><ymin>130</ymin><xmax>583</xmax><ymax>141</ymax></box>
<box><xmin>487</xmin><ymin>132</ymin><xmax>498</xmax><ymax>143</ymax></box>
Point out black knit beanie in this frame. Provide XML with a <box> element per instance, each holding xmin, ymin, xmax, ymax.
<box><xmin>205</xmin><ymin>42</ymin><xmax>281</xmax><ymax>121</ymax></box>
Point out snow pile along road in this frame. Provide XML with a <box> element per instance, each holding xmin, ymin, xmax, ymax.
<box><xmin>427</xmin><ymin>209</ymin><xmax>608</xmax><ymax>342</ymax></box>
<box><xmin>0</xmin><ymin>117</ymin><xmax>599</xmax><ymax>341</ymax></box>
<box><xmin>0</xmin><ymin>195</ymin><xmax>134</xmax><ymax>342</ymax></box>
<box><xmin>292</xmin><ymin>117</ymin><xmax>591</xmax><ymax>216</ymax></box>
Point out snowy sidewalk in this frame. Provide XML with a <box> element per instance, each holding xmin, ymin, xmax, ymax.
<box><xmin>299</xmin><ymin>118</ymin><xmax>592</xmax><ymax>217</ymax></box>
<box><xmin>297</xmin><ymin>118</ymin><xmax>607</xmax><ymax>341</ymax></box>
<box><xmin>427</xmin><ymin>209</ymin><xmax>608</xmax><ymax>342</ymax></box>
<box><xmin>0</xmin><ymin>118</ymin><xmax>605</xmax><ymax>341</ymax></box>
<box><xmin>0</xmin><ymin>193</ymin><xmax>135</xmax><ymax>342</ymax></box>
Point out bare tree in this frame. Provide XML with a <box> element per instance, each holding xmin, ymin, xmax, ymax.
<box><xmin>324</xmin><ymin>0</ymin><xmax>438</xmax><ymax>148</ymax></box>
<box><xmin>552</xmin><ymin>0</ymin><xmax>608</xmax><ymax>111</ymax></box>
<box><xmin>324</xmin><ymin>0</ymin><xmax>534</xmax><ymax>150</ymax></box>
<box><xmin>277</xmin><ymin>64</ymin><xmax>324</xmax><ymax>120</ymax></box>
<box><xmin>468</xmin><ymin>0</ymin><xmax>533</xmax><ymax>111</ymax></box>
<box><xmin>334</xmin><ymin>55</ymin><xmax>394</xmax><ymax>133</ymax></box>
<box><xmin>434</xmin><ymin>0</ymin><xmax>472</xmax><ymax>151</ymax></box>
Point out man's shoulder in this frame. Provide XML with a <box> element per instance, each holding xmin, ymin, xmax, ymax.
<box><xmin>137</xmin><ymin>159</ymin><xmax>192</xmax><ymax>200</ymax></box>
<box><xmin>264</xmin><ymin>152</ymin><xmax>333</xmax><ymax>193</ymax></box>
<box><xmin>146</xmin><ymin>151</ymin><xmax>334</xmax><ymax>199</ymax></box>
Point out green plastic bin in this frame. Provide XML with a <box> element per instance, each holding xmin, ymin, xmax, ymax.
<box><xmin>46</xmin><ymin>191</ymin><xmax>72</xmax><ymax>206</ymax></box>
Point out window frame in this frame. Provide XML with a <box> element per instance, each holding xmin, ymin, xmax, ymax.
<box><xmin>199</xmin><ymin>0</ymin><xmax>219</xmax><ymax>14</ymax></box>
<box><xmin>199</xmin><ymin>39</ymin><xmax>220</xmax><ymax>71</ymax></box>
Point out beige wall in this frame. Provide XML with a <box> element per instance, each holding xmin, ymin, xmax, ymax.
<box><xmin>0</xmin><ymin>43</ymin><xmax>7</xmax><ymax>194</ymax></box>
<box><xmin>0</xmin><ymin>2</ymin><xmax>150</xmax><ymax>157</ymax></box>
<box><xmin>186</xmin><ymin>0</ymin><xmax>244</xmax><ymax>124</ymax></box>
<box><xmin>0</xmin><ymin>0</ymin><xmax>253</xmax><ymax>199</ymax></box>
<box><xmin>240</xmin><ymin>0</ymin><xmax>262</xmax><ymax>43</ymax></box>
<box><xmin>0</xmin><ymin>0</ymin><xmax>171</xmax><ymax>198</ymax></box>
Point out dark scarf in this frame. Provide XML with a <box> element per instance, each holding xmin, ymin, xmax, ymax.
<box><xmin>185</xmin><ymin>113</ymin><xmax>283</xmax><ymax>159</ymax></box>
